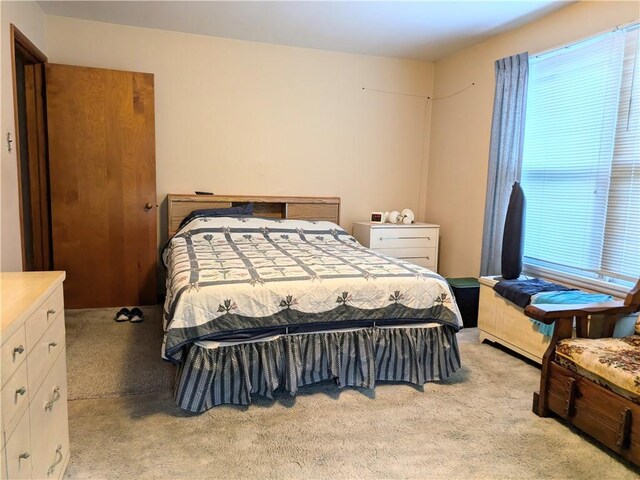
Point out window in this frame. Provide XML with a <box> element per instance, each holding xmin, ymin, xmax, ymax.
<box><xmin>521</xmin><ymin>25</ymin><xmax>639</xmax><ymax>287</ymax></box>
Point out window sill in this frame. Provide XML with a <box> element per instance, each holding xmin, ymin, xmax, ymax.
<box><xmin>522</xmin><ymin>264</ymin><xmax>633</xmax><ymax>299</ymax></box>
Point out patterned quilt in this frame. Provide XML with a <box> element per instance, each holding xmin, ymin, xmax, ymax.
<box><xmin>162</xmin><ymin>216</ymin><xmax>462</xmax><ymax>362</ymax></box>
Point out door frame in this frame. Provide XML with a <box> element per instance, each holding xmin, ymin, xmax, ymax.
<box><xmin>11</xmin><ymin>24</ymin><xmax>51</xmax><ymax>271</ymax></box>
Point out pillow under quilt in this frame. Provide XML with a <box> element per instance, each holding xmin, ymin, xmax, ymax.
<box><xmin>178</xmin><ymin>203</ymin><xmax>254</xmax><ymax>229</ymax></box>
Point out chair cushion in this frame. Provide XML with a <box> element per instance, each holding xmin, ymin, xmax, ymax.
<box><xmin>555</xmin><ymin>336</ymin><xmax>640</xmax><ymax>404</ymax></box>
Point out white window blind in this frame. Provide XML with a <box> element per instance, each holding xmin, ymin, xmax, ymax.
<box><xmin>521</xmin><ymin>25</ymin><xmax>639</xmax><ymax>284</ymax></box>
<box><xmin>602</xmin><ymin>28</ymin><xmax>640</xmax><ymax>279</ymax></box>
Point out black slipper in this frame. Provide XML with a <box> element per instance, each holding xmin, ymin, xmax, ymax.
<box><xmin>115</xmin><ymin>308</ymin><xmax>130</xmax><ymax>322</ymax></box>
<box><xmin>129</xmin><ymin>307</ymin><xmax>144</xmax><ymax>323</ymax></box>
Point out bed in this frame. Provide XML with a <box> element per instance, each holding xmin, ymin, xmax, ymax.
<box><xmin>163</xmin><ymin>194</ymin><xmax>463</xmax><ymax>412</ymax></box>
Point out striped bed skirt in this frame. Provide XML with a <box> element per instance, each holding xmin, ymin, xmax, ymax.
<box><xmin>175</xmin><ymin>324</ymin><xmax>461</xmax><ymax>412</ymax></box>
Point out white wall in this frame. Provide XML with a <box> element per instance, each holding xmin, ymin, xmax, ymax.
<box><xmin>45</xmin><ymin>16</ymin><xmax>434</xmax><ymax>251</ymax></box>
<box><xmin>426</xmin><ymin>1</ymin><xmax>639</xmax><ymax>278</ymax></box>
<box><xmin>8</xmin><ymin>2</ymin><xmax>635</xmax><ymax>278</ymax></box>
<box><xmin>0</xmin><ymin>0</ymin><xmax>46</xmax><ymax>271</ymax></box>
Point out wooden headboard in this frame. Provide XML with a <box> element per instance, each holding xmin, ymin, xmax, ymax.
<box><xmin>167</xmin><ymin>194</ymin><xmax>341</xmax><ymax>237</ymax></box>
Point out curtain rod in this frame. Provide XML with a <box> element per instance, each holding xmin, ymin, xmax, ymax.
<box><xmin>532</xmin><ymin>19</ymin><xmax>639</xmax><ymax>59</ymax></box>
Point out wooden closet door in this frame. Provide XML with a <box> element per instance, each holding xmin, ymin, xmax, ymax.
<box><xmin>45</xmin><ymin>64</ymin><xmax>157</xmax><ymax>308</ymax></box>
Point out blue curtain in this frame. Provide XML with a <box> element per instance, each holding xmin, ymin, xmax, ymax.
<box><xmin>480</xmin><ymin>53</ymin><xmax>529</xmax><ymax>277</ymax></box>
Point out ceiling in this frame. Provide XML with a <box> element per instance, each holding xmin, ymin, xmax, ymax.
<box><xmin>38</xmin><ymin>1</ymin><xmax>572</xmax><ymax>61</ymax></box>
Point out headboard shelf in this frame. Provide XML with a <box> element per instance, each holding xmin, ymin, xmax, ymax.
<box><xmin>167</xmin><ymin>194</ymin><xmax>341</xmax><ymax>237</ymax></box>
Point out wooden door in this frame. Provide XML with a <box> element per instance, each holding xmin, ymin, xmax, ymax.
<box><xmin>45</xmin><ymin>64</ymin><xmax>157</xmax><ymax>308</ymax></box>
<box><xmin>11</xmin><ymin>25</ymin><xmax>50</xmax><ymax>272</ymax></box>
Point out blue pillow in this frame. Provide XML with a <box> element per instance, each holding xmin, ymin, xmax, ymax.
<box><xmin>179</xmin><ymin>203</ymin><xmax>253</xmax><ymax>229</ymax></box>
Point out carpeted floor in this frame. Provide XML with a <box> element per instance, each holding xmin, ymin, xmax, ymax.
<box><xmin>63</xmin><ymin>311</ymin><xmax>639</xmax><ymax>479</ymax></box>
<box><xmin>65</xmin><ymin>305</ymin><xmax>174</xmax><ymax>399</ymax></box>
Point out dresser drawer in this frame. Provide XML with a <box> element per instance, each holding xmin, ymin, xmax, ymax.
<box><xmin>27</xmin><ymin>315</ymin><xmax>65</xmax><ymax>397</ymax></box>
<box><xmin>31</xmin><ymin>439</ymin><xmax>68</xmax><ymax>480</ymax></box>
<box><xmin>4</xmin><ymin>411</ymin><xmax>32</xmax><ymax>479</ymax></box>
<box><xmin>25</xmin><ymin>286</ymin><xmax>64</xmax><ymax>352</ymax></box>
<box><xmin>1</xmin><ymin>362</ymin><xmax>29</xmax><ymax>442</ymax></box>
<box><xmin>369</xmin><ymin>228</ymin><xmax>437</xmax><ymax>249</ymax></box>
<box><xmin>1</xmin><ymin>326</ymin><xmax>27</xmax><ymax>388</ymax></box>
<box><xmin>29</xmin><ymin>352</ymin><xmax>69</xmax><ymax>480</ymax></box>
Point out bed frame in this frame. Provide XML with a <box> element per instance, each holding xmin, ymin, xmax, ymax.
<box><xmin>167</xmin><ymin>194</ymin><xmax>341</xmax><ymax>238</ymax></box>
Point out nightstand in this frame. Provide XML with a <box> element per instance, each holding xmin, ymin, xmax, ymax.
<box><xmin>353</xmin><ymin>222</ymin><xmax>440</xmax><ymax>271</ymax></box>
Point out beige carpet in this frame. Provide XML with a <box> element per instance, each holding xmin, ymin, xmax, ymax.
<box><xmin>65</xmin><ymin>305</ymin><xmax>174</xmax><ymax>399</ymax></box>
<box><xmin>62</xmin><ymin>315</ymin><xmax>639</xmax><ymax>479</ymax></box>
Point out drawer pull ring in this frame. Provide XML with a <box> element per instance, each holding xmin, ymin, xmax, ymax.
<box><xmin>19</xmin><ymin>452</ymin><xmax>30</xmax><ymax>460</ymax></box>
<box><xmin>16</xmin><ymin>386</ymin><xmax>27</xmax><ymax>396</ymax></box>
<box><xmin>47</xmin><ymin>308</ymin><xmax>56</xmax><ymax>316</ymax></box>
<box><xmin>45</xmin><ymin>386</ymin><xmax>61</xmax><ymax>411</ymax></box>
<box><xmin>13</xmin><ymin>345</ymin><xmax>25</xmax><ymax>357</ymax></box>
<box><xmin>47</xmin><ymin>445</ymin><xmax>63</xmax><ymax>475</ymax></box>
<box><xmin>49</xmin><ymin>341</ymin><xmax>58</xmax><ymax>348</ymax></box>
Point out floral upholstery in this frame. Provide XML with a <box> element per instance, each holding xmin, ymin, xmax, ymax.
<box><xmin>555</xmin><ymin>336</ymin><xmax>640</xmax><ymax>404</ymax></box>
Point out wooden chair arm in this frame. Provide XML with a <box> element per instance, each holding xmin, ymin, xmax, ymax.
<box><xmin>524</xmin><ymin>301</ymin><xmax>635</xmax><ymax>324</ymax></box>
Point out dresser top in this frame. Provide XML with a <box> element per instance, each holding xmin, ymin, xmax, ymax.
<box><xmin>1</xmin><ymin>271</ymin><xmax>65</xmax><ymax>336</ymax></box>
<box><xmin>354</xmin><ymin>221</ymin><xmax>439</xmax><ymax>228</ymax></box>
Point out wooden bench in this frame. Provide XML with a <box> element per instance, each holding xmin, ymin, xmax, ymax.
<box><xmin>525</xmin><ymin>279</ymin><xmax>640</xmax><ymax>466</ymax></box>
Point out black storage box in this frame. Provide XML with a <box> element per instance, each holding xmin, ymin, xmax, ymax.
<box><xmin>446</xmin><ymin>277</ymin><xmax>480</xmax><ymax>328</ymax></box>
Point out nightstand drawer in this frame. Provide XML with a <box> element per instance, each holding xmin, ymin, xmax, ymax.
<box><xmin>25</xmin><ymin>286</ymin><xmax>64</xmax><ymax>352</ymax></box>
<box><xmin>376</xmin><ymin>247</ymin><xmax>436</xmax><ymax>261</ymax></box>
<box><xmin>403</xmin><ymin>257</ymin><xmax>436</xmax><ymax>269</ymax></box>
<box><xmin>370</xmin><ymin>228</ymin><xmax>437</xmax><ymax>249</ymax></box>
<box><xmin>2</xmin><ymin>326</ymin><xmax>27</xmax><ymax>388</ymax></box>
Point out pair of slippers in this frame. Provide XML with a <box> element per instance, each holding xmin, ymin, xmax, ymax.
<box><xmin>115</xmin><ymin>307</ymin><xmax>144</xmax><ymax>323</ymax></box>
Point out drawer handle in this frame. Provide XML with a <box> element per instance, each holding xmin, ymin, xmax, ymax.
<box><xmin>45</xmin><ymin>386</ymin><xmax>61</xmax><ymax>411</ymax></box>
<box><xmin>13</xmin><ymin>345</ymin><xmax>25</xmax><ymax>358</ymax></box>
<box><xmin>47</xmin><ymin>445</ymin><xmax>63</xmax><ymax>475</ymax></box>
<box><xmin>47</xmin><ymin>308</ymin><xmax>56</xmax><ymax>316</ymax></box>
<box><xmin>380</xmin><ymin>236</ymin><xmax>431</xmax><ymax>241</ymax></box>
<box><xmin>19</xmin><ymin>452</ymin><xmax>30</xmax><ymax>460</ymax></box>
<box><xmin>16</xmin><ymin>386</ymin><xmax>27</xmax><ymax>396</ymax></box>
<box><xmin>49</xmin><ymin>341</ymin><xmax>58</xmax><ymax>349</ymax></box>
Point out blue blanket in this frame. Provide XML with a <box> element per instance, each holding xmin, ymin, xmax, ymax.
<box><xmin>530</xmin><ymin>290</ymin><xmax>613</xmax><ymax>336</ymax></box>
<box><xmin>493</xmin><ymin>278</ymin><xmax>574</xmax><ymax>308</ymax></box>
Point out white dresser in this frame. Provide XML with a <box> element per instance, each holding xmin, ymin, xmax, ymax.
<box><xmin>1</xmin><ymin>272</ymin><xmax>69</xmax><ymax>480</ymax></box>
<box><xmin>353</xmin><ymin>222</ymin><xmax>440</xmax><ymax>271</ymax></box>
